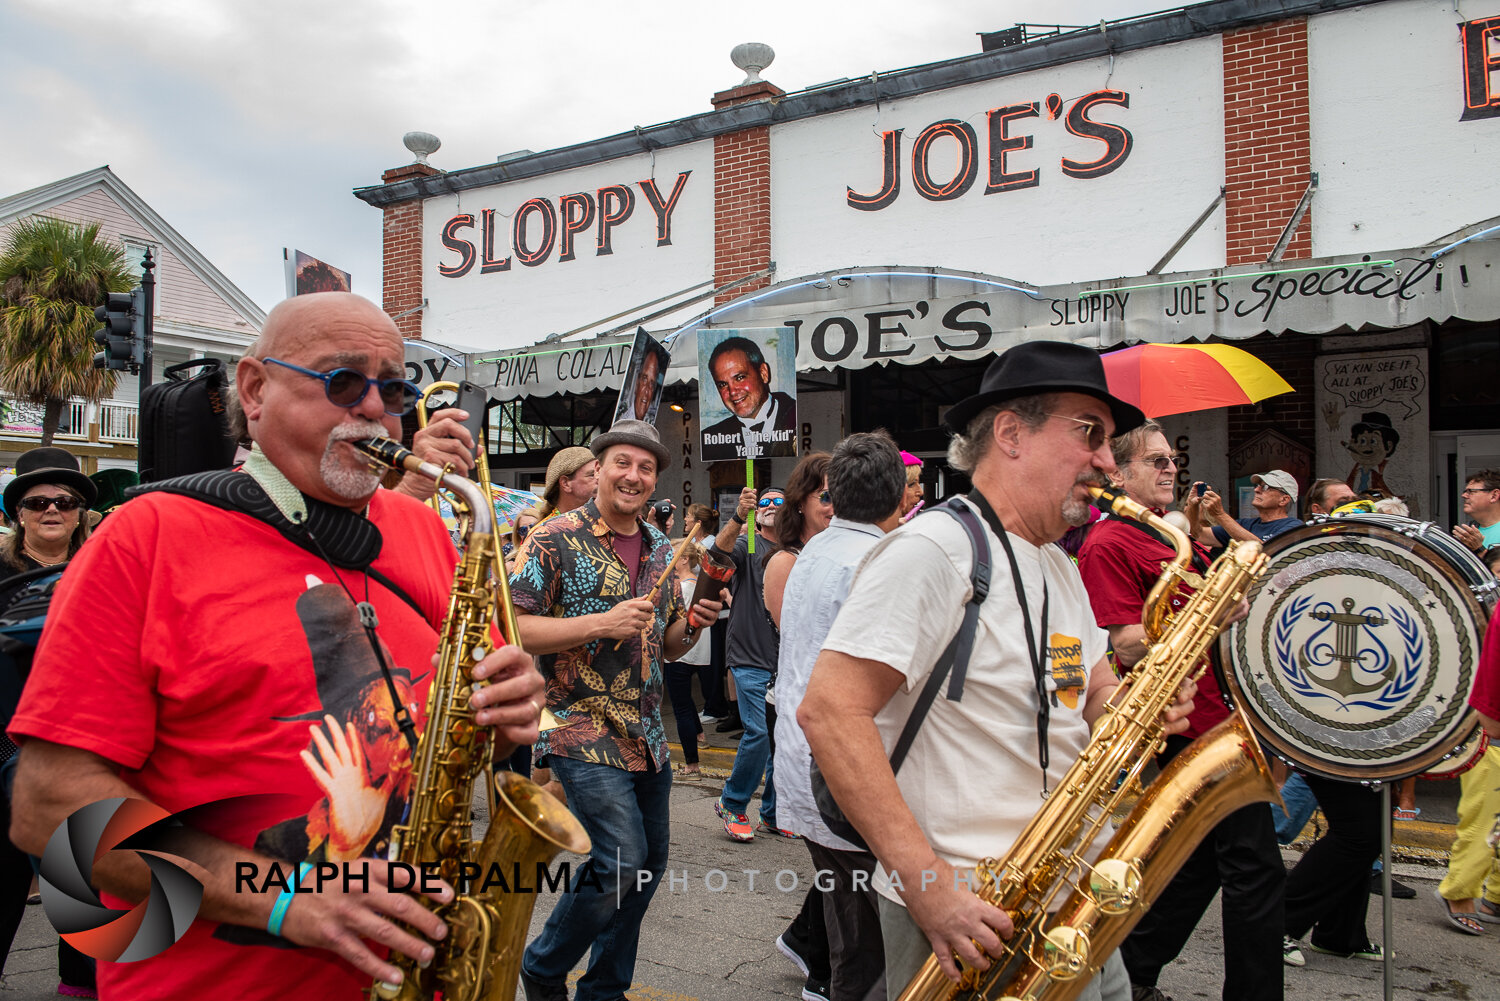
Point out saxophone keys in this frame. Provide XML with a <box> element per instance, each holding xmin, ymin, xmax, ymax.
<box><xmin>1040</xmin><ymin>925</ymin><xmax>1090</xmax><ymax>981</ymax></box>
<box><xmin>1089</xmin><ymin>858</ymin><xmax>1143</xmax><ymax>915</ymax></box>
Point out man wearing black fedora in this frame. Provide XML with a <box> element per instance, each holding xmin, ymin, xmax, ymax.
<box><xmin>509</xmin><ymin>418</ymin><xmax>724</xmax><ymax>1001</ymax></box>
<box><xmin>801</xmin><ymin>341</ymin><xmax>1197</xmax><ymax>1001</ymax></box>
<box><xmin>8</xmin><ymin>293</ymin><xmax>546</xmax><ymax>999</ymax></box>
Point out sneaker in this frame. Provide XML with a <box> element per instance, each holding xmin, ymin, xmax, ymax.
<box><xmin>519</xmin><ymin>969</ymin><xmax>569</xmax><ymax>1001</ymax></box>
<box><xmin>716</xmin><ymin>798</ymin><xmax>754</xmax><ymax>841</ymax></box>
<box><xmin>698</xmin><ymin>712</ymin><xmax>716</xmax><ymax>724</ymax></box>
<box><xmin>1130</xmin><ymin>986</ymin><xmax>1175</xmax><ymax>1001</ymax></box>
<box><xmin>801</xmin><ymin>976</ymin><xmax>830</xmax><ymax>1001</ymax></box>
<box><xmin>1307</xmin><ymin>939</ymin><xmax>1384</xmax><ymax>961</ymax></box>
<box><xmin>1282</xmin><ymin>935</ymin><xmax>1306</xmax><ymax>967</ymax></box>
<box><xmin>758</xmin><ymin>819</ymin><xmax>802</xmax><ymax>840</ymax></box>
<box><xmin>777</xmin><ymin>928</ymin><xmax>812</xmax><ymax>976</ymax></box>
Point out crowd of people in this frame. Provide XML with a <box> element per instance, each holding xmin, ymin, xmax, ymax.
<box><xmin>0</xmin><ymin>293</ymin><xmax>1496</xmax><ymax>1001</ymax></box>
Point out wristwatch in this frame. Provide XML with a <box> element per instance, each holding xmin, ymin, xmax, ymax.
<box><xmin>732</xmin><ymin>511</ymin><xmax>746</xmax><ymax>525</ymax></box>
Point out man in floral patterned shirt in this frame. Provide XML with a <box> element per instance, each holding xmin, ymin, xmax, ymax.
<box><xmin>509</xmin><ymin>419</ymin><xmax>722</xmax><ymax>1001</ymax></box>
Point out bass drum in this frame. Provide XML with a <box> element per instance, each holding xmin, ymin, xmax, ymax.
<box><xmin>1222</xmin><ymin>514</ymin><xmax>1495</xmax><ymax>782</ymax></box>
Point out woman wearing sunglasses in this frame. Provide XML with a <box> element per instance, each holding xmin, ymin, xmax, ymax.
<box><xmin>0</xmin><ymin>447</ymin><xmax>96</xmax><ymax>585</ymax></box>
<box><xmin>0</xmin><ymin>446</ymin><xmax>99</xmax><ymax>998</ymax></box>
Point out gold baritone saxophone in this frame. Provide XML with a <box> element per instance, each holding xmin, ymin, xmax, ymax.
<box><xmin>355</xmin><ymin>438</ymin><xmax>590</xmax><ymax>1001</ymax></box>
<box><xmin>896</xmin><ymin>485</ymin><xmax>1279</xmax><ymax>1001</ymax></box>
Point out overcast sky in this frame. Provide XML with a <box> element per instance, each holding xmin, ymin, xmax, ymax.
<box><xmin>1</xmin><ymin>0</ymin><xmax>1163</xmax><ymax>314</ymax></box>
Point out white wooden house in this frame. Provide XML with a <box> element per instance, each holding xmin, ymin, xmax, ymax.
<box><xmin>0</xmin><ymin>166</ymin><xmax>264</xmax><ymax>472</ymax></box>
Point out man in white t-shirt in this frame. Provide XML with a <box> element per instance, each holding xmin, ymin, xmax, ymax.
<box><xmin>800</xmin><ymin>341</ymin><xmax>1194</xmax><ymax>1001</ymax></box>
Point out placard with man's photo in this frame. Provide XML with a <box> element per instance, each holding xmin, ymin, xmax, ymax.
<box><xmin>612</xmin><ymin>327</ymin><xmax>671</xmax><ymax>426</ymax></box>
<box><xmin>697</xmin><ymin>327</ymin><xmax>798</xmax><ymax>462</ymax></box>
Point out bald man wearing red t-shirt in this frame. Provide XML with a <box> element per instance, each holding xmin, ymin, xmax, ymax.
<box><xmin>8</xmin><ymin>294</ymin><xmax>546</xmax><ymax>999</ymax></box>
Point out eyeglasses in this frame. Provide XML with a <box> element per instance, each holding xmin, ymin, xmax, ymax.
<box><xmin>1461</xmin><ymin>487</ymin><xmax>1498</xmax><ymax>496</ymax></box>
<box><xmin>264</xmin><ymin>358</ymin><xmax>421</xmax><ymax>416</ymax></box>
<box><xmin>1042</xmin><ymin>413</ymin><xmax>1110</xmax><ymax>451</ymax></box>
<box><xmin>1123</xmin><ymin>454</ymin><xmax>1186</xmax><ymax>472</ymax></box>
<box><xmin>18</xmin><ymin>495</ymin><xmax>82</xmax><ymax>513</ymax></box>
<box><xmin>819</xmin><ymin>490</ymin><xmax>832</xmax><ymax>505</ymax></box>
<box><xmin>757</xmin><ymin>496</ymin><xmax>784</xmax><ymax>508</ymax></box>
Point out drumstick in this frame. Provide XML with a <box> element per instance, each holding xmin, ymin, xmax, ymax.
<box><xmin>612</xmin><ymin>520</ymin><xmax>700</xmax><ymax>651</ymax></box>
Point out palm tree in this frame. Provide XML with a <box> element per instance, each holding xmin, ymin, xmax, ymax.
<box><xmin>0</xmin><ymin>216</ymin><xmax>136</xmax><ymax>445</ymax></box>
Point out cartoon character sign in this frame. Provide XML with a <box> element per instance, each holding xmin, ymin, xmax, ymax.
<box><xmin>1343</xmin><ymin>411</ymin><xmax>1400</xmax><ymax>497</ymax></box>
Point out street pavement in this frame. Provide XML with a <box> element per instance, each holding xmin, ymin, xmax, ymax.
<box><xmin>4</xmin><ymin>767</ymin><xmax>1498</xmax><ymax>1000</ymax></box>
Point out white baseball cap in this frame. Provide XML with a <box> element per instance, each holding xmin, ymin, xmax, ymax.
<box><xmin>1252</xmin><ymin>470</ymin><xmax>1299</xmax><ymax>504</ymax></box>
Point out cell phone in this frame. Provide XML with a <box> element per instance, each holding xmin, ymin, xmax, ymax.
<box><xmin>455</xmin><ymin>381</ymin><xmax>489</xmax><ymax>477</ymax></box>
<box><xmin>1195</xmin><ymin>482</ymin><xmax>1208</xmax><ymax>497</ymax></box>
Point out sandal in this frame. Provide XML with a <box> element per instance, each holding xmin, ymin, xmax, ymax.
<box><xmin>1434</xmin><ymin>888</ymin><xmax>1486</xmax><ymax>935</ymax></box>
<box><xmin>1392</xmin><ymin>807</ymin><xmax>1420</xmax><ymax>821</ymax></box>
<box><xmin>1477</xmin><ymin>899</ymin><xmax>1500</xmax><ymax>924</ymax></box>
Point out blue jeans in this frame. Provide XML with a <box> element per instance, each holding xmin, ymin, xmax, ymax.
<box><xmin>522</xmin><ymin>756</ymin><xmax>672</xmax><ymax>1001</ymax></box>
<box><xmin>721</xmin><ymin>665</ymin><xmax>775</xmax><ymax>822</ymax></box>
<box><xmin>1273</xmin><ymin>772</ymin><xmax>1318</xmax><ymax>845</ymax></box>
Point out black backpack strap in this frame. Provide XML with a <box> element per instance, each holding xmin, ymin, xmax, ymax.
<box><xmin>887</xmin><ymin>498</ymin><xmax>990</xmax><ymax>774</ymax></box>
<box><xmin>126</xmin><ymin>471</ymin><xmax>425</xmax><ymax>621</ymax></box>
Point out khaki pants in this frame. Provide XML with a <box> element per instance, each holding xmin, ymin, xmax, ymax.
<box><xmin>1438</xmin><ymin>746</ymin><xmax>1500</xmax><ymax>905</ymax></box>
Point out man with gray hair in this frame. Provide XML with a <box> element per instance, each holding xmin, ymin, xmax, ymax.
<box><xmin>801</xmin><ymin>342</ymin><xmax>1195</xmax><ymax>1001</ymax></box>
<box><xmin>774</xmin><ymin>430</ymin><xmax>907</xmax><ymax>1001</ymax></box>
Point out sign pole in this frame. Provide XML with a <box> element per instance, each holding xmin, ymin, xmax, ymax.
<box><xmin>745</xmin><ymin>456</ymin><xmax>756</xmax><ymax>554</ymax></box>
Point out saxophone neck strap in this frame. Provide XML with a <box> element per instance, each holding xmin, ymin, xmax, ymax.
<box><xmin>1103</xmin><ymin>509</ymin><xmax>1211</xmax><ymax>575</ymax></box>
<box><xmin>967</xmin><ymin>491</ymin><xmax>1052</xmax><ymax>786</ymax></box>
<box><xmin>127</xmin><ymin>470</ymin><xmax>422</xmax><ymax>621</ymax></box>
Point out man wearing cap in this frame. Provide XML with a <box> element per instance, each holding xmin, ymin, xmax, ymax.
<box><xmin>1195</xmin><ymin>469</ymin><xmax>1304</xmax><ymax>547</ymax></box>
<box><xmin>8</xmin><ymin>293</ymin><xmax>544</xmax><ymax>999</ymax></box>
<box><xmin>536</xmin><ymin>446</ymin><xmax>598</xmax><ymax>523</ymax></box>
<box><xmin>509</xmin><ymin>418</ymin><xmax>723</xmax><ymax>1001</ymax></box>
<box><xmin>800</xmin><ymin>341</ymin><xmax>1196</xmax><ymax>1001</ymax></box>
<box><xmin>1076</xmin><ymin>421</ymin><xmax>1284</xmax><ymax>1001</ymax></box>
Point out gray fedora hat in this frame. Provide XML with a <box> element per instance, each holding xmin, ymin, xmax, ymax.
<box><xmin>591</xmin><ymin>419</ymin><xmax>670</xmax><ymax>470</ymax></box>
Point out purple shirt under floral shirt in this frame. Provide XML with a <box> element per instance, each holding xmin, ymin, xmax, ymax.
<box><xmin>508</xmin><ymin>498</ymin><xmax>685</xmax><ymax>771</ymax></box>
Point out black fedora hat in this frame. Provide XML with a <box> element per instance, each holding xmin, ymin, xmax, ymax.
<box><xmin>4</xmin><ymin>447</ymin><xmax>98</xmax><ymax>518</ymax></box>
<box><xmin>944</xmin><ymin>341</ymin><xmax>1145</xmax><ymax>436</ymax></box>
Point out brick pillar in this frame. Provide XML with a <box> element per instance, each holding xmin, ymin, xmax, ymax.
<box><xmin>711</xmin><ymin>82</ymin><xmax>782</xmax><ymax>305</ymax></box>
<box><xmin>380</xmin><ymin>162</ymin><xmax>440</xmax><ymax>339</ymax></box>
<box><xmin>1223</xmin><ymin>19</ymin><xmax>1312</xmax><ymax>266</ymax></box>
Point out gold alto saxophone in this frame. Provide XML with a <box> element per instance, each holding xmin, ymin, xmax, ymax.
<box><xmin>356</xmin><ymin>438</ymin><xmax>590</xmax><ymax>1001</ymax></box>
<box><xmin>896</xmin><ymin>485</ymin><xmax>1279</xmax><ymax>1001</ymax></box>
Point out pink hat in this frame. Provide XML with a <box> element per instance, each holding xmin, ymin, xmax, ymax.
<box><xmin>900</xmin><ymin>451</ymin><xmax>923</xmax><ymax>467</ymax></box>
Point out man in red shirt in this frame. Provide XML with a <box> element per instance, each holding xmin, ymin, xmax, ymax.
<box><xmin>1077</xmin><ymin>419</ymin><xmax>1285</xmax><ymax>1001</ymax></box>
<box><xmin>8</xmin><ymin>293</ymin><xmax>546</xmax><ymax>999</ymax></box>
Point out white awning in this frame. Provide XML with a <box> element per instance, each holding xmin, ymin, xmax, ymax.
<box><xmin>426</xmin><ymin>235</ymin><xmax>1498</xmax><ymax>402</ymax></box>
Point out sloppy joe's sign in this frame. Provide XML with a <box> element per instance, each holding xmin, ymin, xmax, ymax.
<box><xmin>450</xmin><ymin>241</ymin><xmax>1497</xmax><ymax>402</ymax></box>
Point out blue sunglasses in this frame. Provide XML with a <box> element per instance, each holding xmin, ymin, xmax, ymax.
<box><xmin>264</xmin><ymin>358</ymin><xmax>421</xmax><ymax>416</ymax></box>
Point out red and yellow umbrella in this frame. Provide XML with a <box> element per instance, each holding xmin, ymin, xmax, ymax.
<box><xmin>1101</xmin><ymin>343</ymin><xmax>1293</xmax><ymax>418</ymax></box>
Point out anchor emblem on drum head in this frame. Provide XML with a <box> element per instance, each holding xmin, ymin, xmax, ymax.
<box><xmin>1298</xmin><ymin>597</ymin><xmax>1394</xmax><ymax>696</ymax></box>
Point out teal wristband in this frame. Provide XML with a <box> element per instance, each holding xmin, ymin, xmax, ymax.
<box><xmin>267</xmin><ymin>861</ymin><xmax>314</xmax><ymax>938</ymax></box>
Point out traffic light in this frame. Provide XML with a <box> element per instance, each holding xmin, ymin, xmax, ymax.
<box><xmin>93</xmin><ymin>290</ymin><xmax>142</xmax><ymax>372</ymax></box>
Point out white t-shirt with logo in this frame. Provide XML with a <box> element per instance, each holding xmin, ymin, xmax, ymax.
<box><xmin>820</xmin><ymin>497</ymin><xmax>1109</xmax><ymax>903</ymax></box>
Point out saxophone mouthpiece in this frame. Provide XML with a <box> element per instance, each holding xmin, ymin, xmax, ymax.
<box><xmin>353</xmin><ymin>437</ymin><xmax>421</xmax><ymax>475</ymax></box>
<box><xmin>1089</xmin><ymin>484</ymin><xmax>1147</xmax><ymax>521</ymax></box>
